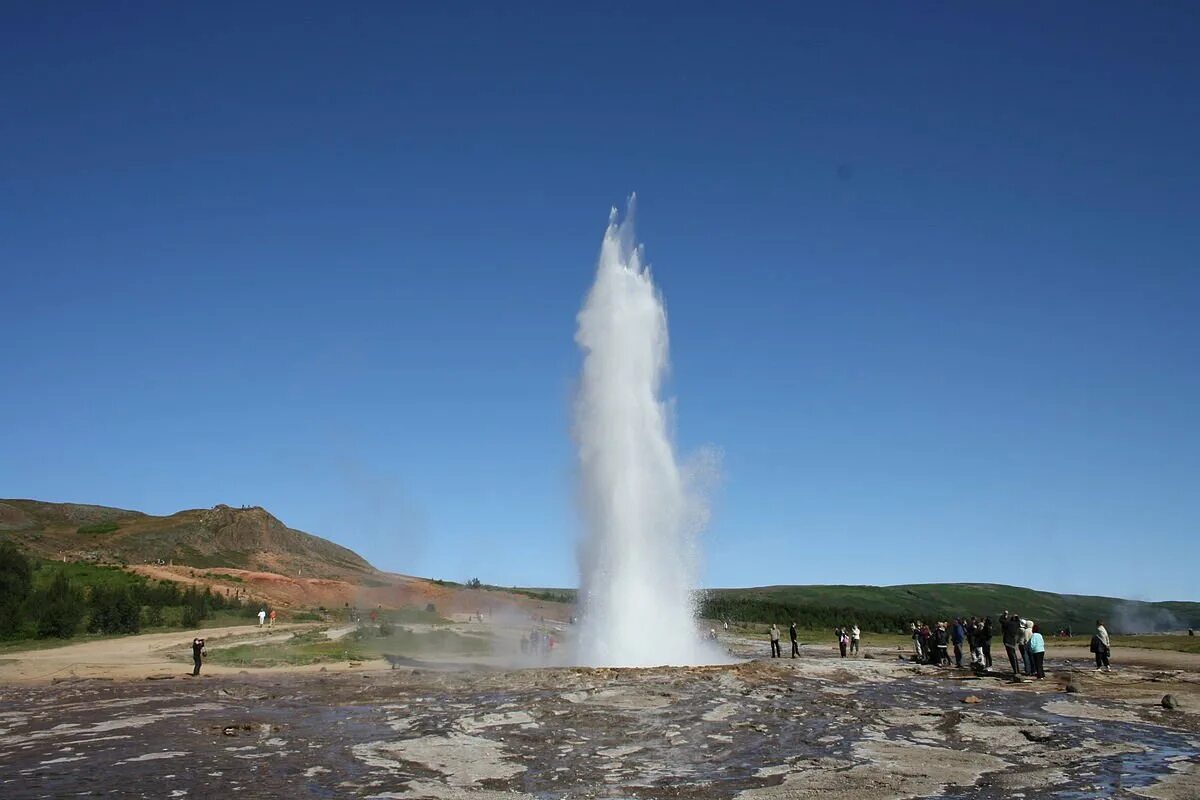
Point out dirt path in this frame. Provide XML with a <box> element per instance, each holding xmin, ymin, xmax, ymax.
<box><xmin>0</xmin><ymin>623</ymin><xmax>317</xmax><ymax>683</ymax></box>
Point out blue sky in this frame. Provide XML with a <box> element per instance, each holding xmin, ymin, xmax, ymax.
<box><xmin>3</xmin><ymin>3</ymin><xmax>1197</xmax><ymax>601</ymax></box>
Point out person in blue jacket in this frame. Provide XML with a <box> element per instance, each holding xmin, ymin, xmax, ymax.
<box><xmin>1027</xmin><ymin>624</ymin><xmax>1046</xmax><ymax>679</ymax></box>
<box><xmin>951</xmin><ymin>619</ymin><xmax>967</xmax><ymax>668</ymax></box>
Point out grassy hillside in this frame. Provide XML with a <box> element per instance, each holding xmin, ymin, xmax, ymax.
<box><xmin>513</xmin><ymin>583</ymin><xmax>1199</xmax><ymax>634</ymax></box>
<box><xmin>701</xmin><ymin>583</ymin><xmax>1200</xmax><ymax>634</ymax></box>
<box><xmin>0</xmin><ymin>499</ymin><xmax>374</xmax><ymax>580</ymax></box>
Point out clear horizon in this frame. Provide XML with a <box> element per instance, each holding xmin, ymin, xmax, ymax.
<box><xmin>3</xmin><ymin>5</ymin><xmax>1197</xmax><ymax>602</ymax></box>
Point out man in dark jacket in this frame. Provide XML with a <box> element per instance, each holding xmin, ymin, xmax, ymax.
<box><xmin>981</xmin><ymin>616</ymin><xmax>994</xmax><ymax>668</ymax></box>
<box><xmin>789</xmin><ymin>621</ymin><xmax>799</xmax><ymax>658</ymax></box>
<box><xmin>1001</xmin><ymin>612</ymin><xmax>1022</xmax><ymax>675</ymax></box>
<box><xmin>191</xmin><ymin>637</ymin><xmax>206</xmax><ymax>676</ymax></box>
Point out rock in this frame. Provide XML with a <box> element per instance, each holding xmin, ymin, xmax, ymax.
<box><xmin>1064</xmin><ymin>679</ymin><xmax>1081</xmax><ymax>694</ymax></box>
<box><xmin>863</xmin><ymin>653</ymin><xmax>875</xmax><ymax>659</ymax></box>
<box><xmin>1021</xmin><ymin>728</ymin><xmax>1054</xmax><ymax>743</ymax></box>
<box><xmin>1162</xmin><ymin>694</ymin><xmax>1179</xmax><ymax>710</ymax></box>
<box><xmin>962</xmin><ymin>696</ymin><xmax>982</xmax><ymax>704</ymax></box>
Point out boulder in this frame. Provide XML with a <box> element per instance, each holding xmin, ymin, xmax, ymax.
<box><xmin>1162</xmin><ymin>694</ymin><xmax>1179</xmax><ymax>710</ymax></box>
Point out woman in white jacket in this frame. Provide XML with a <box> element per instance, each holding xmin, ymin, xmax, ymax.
<box><xmin>1019</xmin><ymin>619</ymin><xmax>1035</xmax><ymax>676</ymax></box>
<box><xmin>1093</xmin><ymin>620</ymin><xmax>1112</xmax><ymax>671</ymax></box>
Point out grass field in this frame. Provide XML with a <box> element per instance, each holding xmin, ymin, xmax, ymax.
<box><xmin>205</xmin><ymin>625</ymin><xmax>493</xmax><ymax>668</ymax></box>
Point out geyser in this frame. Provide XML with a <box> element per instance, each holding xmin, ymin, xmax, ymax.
<box><xmin>574</xmin><ymin>199</ymin><xmax>724</xmax><ymax>667</ymax></box>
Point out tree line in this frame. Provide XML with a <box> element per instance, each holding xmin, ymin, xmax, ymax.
<box><xmin>700</xmin><ymin>596</ymin><xmax>916</xmax><ymax>633</ymax></box>
<box><xmin>0</xmin><ymin>542</ymin><xmax>251</xmax><ymax>640</ymax></box>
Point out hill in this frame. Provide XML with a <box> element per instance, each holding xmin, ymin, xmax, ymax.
<box><xmin>0</xmin><ymin>499</ymin><xmax>373</xmax><ymax>581</ymax></box>
<box><xmin>702</xmin><ymin>583</ymin><xmax>1200</xmax><ymax>634</ymax></box>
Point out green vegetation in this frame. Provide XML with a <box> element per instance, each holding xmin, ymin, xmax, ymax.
<box><xmin>208</xmin><ymin>629</ymin><xmax>365</xmax><ymax>667</ymax></box>
<box><xmin>77</xmin><ymin>521</ymin><xmax>119</xmax><ymax>535</ymax></box>
<box><xmin>509</xmin><ymin>582</ymin><xmax>1200</xmax><ymax>636</ymax></box>
<box><xmin>1051</xmin><ymin>633</ymin><xmax>1200</xmax><ymax>655</ymax></box>
<box><xmin>207</xmin><ymin>624</ymin><xmax>492</xmax><ymax>668</ymax></box>
<box><xmin>499</xmin><ymin>586</ymin><xmax>577</xmax><ymax>604</ymax></box>
<box><xmin>700</xmin><ymin>584</ymin><xmax>1200</xmax><ymax>634</ymax></box>
<box><xmin>0</xmin><ymin>545</ymin><xmax>254</xmax><ymax>644</ymax></box>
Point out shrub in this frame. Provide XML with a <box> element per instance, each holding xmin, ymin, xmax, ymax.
<box><xmin>0</xmin><ymin>542</ymin><xmax>33</xmax><ymax>638</ymax></box>
<box><xmin>36</xmin><ymin>571</ymin><xmax>86</xmax><ymax>638</ymax></box>
<box><xmin>77</xmin><ymin>522</ymin><xmax>119</xmax><ymax>535</ymax></box>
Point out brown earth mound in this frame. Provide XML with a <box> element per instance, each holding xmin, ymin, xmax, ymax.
<box><xmin>0</xmin><ymin>498</ymin><xmax>371</xmax><ymax>581</ymax></box>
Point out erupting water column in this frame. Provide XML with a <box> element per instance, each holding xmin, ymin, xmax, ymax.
<box><xmin>574</xmin><ymin>199</ymin><xmax>723</xmax><ymax>667</ymax></box>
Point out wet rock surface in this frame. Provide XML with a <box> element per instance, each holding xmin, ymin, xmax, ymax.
<box><xmin>1</xmin><ymin>651</ymin><xmax>1198</xmax><ymax>799</ymax></box>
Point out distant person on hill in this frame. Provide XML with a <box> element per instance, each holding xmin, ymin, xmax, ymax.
<box><xmin>269</xmin><ymin>609</ymin><xmax>276</xmax><ymax>628</ymax></box>
<box><xmin>951</xmin><ymin>619</ymin><xmax>966</xmax><ymax>668</ymax></box>
<box><xmin>789</xmin><ymin>621</ymin><xmax>799</xmax><ymax>658</ymax></box>
<box><xmin>1092</xmin><ymin>620</ymin><xmax>1112</xmax><ymax>672</ymax></box>
<box><xmin>769</xmin><ymin>624</ymin><xmax>781</xmax><ymax>658</ymax></box>
<box><xmin>257</xmin><ymin>608</ymin><xmax>266</xmax><ymax>628</ymax></box>
<box><xmin>1001</xmin><ymin>612</ymin><xmax>1022</xmax><ymax>676</ymax></box>
<box><xmin>981</xmin><ymin>616</ymin><xmax>994</xmax><ymax>668</ymax></box>
<box><xmin>1027</xmin><ymin>624</ymin><xmax>1046</xmax><ymax>679</ymax></box>
<box><xmin>191</xmin><ymin>637</ymin><xmax>206</xmax><ymax>676</ymax></box>
<box><xmin>850</xmin><ymin>624</ymin><xmax>860</xmax><ymax>655</ymax></box>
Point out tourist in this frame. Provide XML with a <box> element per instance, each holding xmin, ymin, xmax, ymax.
<box><xmin>257</xmin><ymin>608</ymin><xmax>266</xmax><ymax>628</ymax></box>
<box><xmin>769</xmin><ymin>623</ymin><xmax>781</xmax><ymax>658</ymax></box>
<box><xmin>970</xmin><ymin>619</ymin><xmax>986</xmax><ymax>667</ymax></box>
<box><xmin>837</xmin><ymin>627</ymin><xmax>848</xmax><ymax>658</ymax></box>
<box><xmin>1092</xmin><ymin>619</ymin><xmax>1112</xmax><ymax>672</ymax></box>
<box><xmin>269</xmin><ymin>609</ymin><xmax>277</xmax><ymax>628</ymax></box>
<box><xmin>951</xmin><ymin>618</ymin><xmax>966</xmax><ymax>668</ymax></box>
<box><xmin>1001</xmin><ymin>611</ymin><xmax>1022</xmax><ymax>676</ymax></box>
<box><xmin>919</xmin><ymin>622</ymin><xmax>932</xmax><ymax>664</ymax></box>
<box><xmin>850</xmin><ymin>624</ymin><xmax>860</xmax><ymax>655</ymax></box>
<box><xmin>789</xmin><ymin>621</ymin><xmax>799</xmax><ymax>658</ymax></box>
<box><xmin>934</xmin><ymin>622</ymin><xmax>950</xmax><ymax>666</ymax></box>
<box><xmin>911</xmin><ymin>622</ymin><xmax>923</xmax><ymax>662</ymax></box>
<box><xmin>191</xmin><ymin>637</ymin><xmax>206</xmax><ymax>676</ymax></box>
<box><xmin>981</xmin><ymin>616</ymin><xmax>994</xmax><ymax>668</ymax></box>
<box><xmin>1027</xmin><ymin>624</ymin><xmax>1045</xmax><ymax>679</ymax></box>
<box><xmin>1020</xmin><ymin>618</ymin><xmax>1034</xmax><ymax>675</ymax></box>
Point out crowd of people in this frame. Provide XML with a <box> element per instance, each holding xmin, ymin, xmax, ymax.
<box><xmin>769</xmin><ymin>614</ymin><xmax>1115</xmax><ymax>679</ymax></box>
<box><xmin>908</xmin><ymin>613</ymin><xmax>1113</xmax><ymax>679</ymax></box>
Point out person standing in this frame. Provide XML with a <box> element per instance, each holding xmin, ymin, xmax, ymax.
<box><xmin>789</xmin><ymin>621</ymin><xmax>799</xmax><ymax>658</ymax></box>
<box><xmin>850</xmin><ymin>624</ymin><xmax>860</xmax><ymax>655</ymax></box>
<box><xmin>1093</xmin><ymin>619</ymin><xmax>1112</xmax><ymax>671</ymax></box>
<box><xmin>934</xmin><ymin>622</ymin><xmax>950</xmax><ymax>666</ymax></box>
<box><xmin>1027</xmin><ymin>624</ymin><xmax>1046</xmax><ymax>679</ymax></box>
<box><xmin>269</xmin><ymin>609</ymin><xmax>276</xmax><ymax>628</ymax></box>
<box><xmin>1020</xmin><ymin>618</ymin><xmax>1034</xmax><ymax>675</ymax></box>
<box><xmin>837</xmin><ymin>627</ymin><xmax>848</xmax><ymax>658</ymax></box>
<box><xmin>951</xmin><ymin>618</ymin><xmax>966</xmax><ymax>668</ymax></box>
<box><xmin>769</xmin><ymin>624</ymin><xmax>781</xmax><ymax>658</ymax></box>
<box><xmin>1001</xmin><ymin>612</ymin><xmax>1022</xmax><ymax>676</ymax></box>
<box><xmin>257</xmin><ymin>608</ymin><xmax>266</xmax><ymax>628</ymax></box>
<box><xmin>191</xmin><ymin>637</ymin><xmax>206</xmax><ymax>676</ymax></box>
<box><xmin>981</xmin><ymin>616</ymin><xmax>994</xmax><ymax>668</ymax></box>
<box><xmin>911</xmin><ymin>622</ymin><xmax>923</xmax><ymax>662</ymax></box>
<box><xmin>970</xmin><ymin>619</ymin><xmax>986</xmax><ymax>667</ymax></box>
